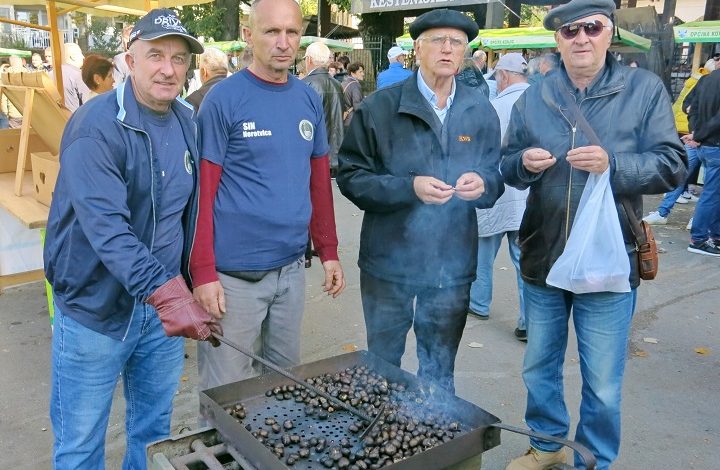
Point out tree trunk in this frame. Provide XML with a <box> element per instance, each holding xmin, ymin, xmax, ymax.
<box><xmin>216</xmin><ymin>0</ymin><xmax>240</xmax><ymax>40</ymax></box>
<box><xmin>704</xmin><ymin>0</ymin><xmax>720</xmax><ymax>21</ymax></box>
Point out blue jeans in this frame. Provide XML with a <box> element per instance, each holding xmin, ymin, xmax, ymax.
<box><xmin>690</xmin><ymin>145</ymin><xmax>720</xmax><ymax>242</ymax></box>
<box><xmin>657</xmin><ymin>144</ymin><xmax>700</xmax><ymax>217</ymax></box>
<box><xmin>469</xmin><ymin>231</ymin><xmax>526</xmax><ymax>329</ymax></box>
<box><xmin>360</xmin><ymin>271</ymin><xmax>470</xmax><ymax>394</ymax></box>
<box><xmin>51</xmin><ymin>303</ymin><xmax>184</xmax><ymax>470</ymax></box>
<box><xmin>522</xmin><ymin>283</ymin><xmax>637</xmax><ymax>470</ymax></box>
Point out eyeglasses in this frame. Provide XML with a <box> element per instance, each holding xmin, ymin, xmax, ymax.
<box><xmin>558</xmin><ymin>20</ymin><xmax>611</xmax><ymax>40</ymax></box>
<box><xmin>420</xmin><ymin>35</ymin><xmax>468</xmax><ymax>49</ymax></box>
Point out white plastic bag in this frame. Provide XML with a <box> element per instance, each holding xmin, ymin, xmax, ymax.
<box><xmin>546</xmin><ymin>170</ymin><xmax>631</xmax><ymax>294</ymax></box>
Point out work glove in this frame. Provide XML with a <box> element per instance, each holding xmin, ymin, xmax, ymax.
<box><xmin>146</xmin><ymin>275</ymin><xmax>222</xmax><ymax>347</ymax></box>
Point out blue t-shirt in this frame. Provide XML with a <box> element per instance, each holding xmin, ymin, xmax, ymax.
<box><xmin>198</xmin><ymin>69</ymin><xmax>329</xmax><ymax>271</ymax></box>
<box><xmin>139</xmin><ymin>104</ymin><xmax>193</xmax><ymax>276</ymax></box>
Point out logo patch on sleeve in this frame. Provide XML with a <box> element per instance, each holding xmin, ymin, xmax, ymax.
<box><xmin>299</xmin><ymin>120</ymin><xmax>314</xmax><ymax>141</ymax></box>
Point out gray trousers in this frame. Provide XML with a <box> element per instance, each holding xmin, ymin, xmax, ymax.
<box><xmin>197</xmin><ymin>258</ymin><xmax>306</xmax><ymax>391</ymax></box>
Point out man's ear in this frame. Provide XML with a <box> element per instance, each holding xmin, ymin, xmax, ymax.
<box><xmin>125</xmin><ymin>51</ymin><xmax>135</xmax><ymax>72</ymax></box>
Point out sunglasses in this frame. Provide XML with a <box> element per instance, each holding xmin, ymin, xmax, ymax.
<box><xmin>558</xmin><ymin>20</ymin><xmax>611</xmax><ymax>40</ymax></box>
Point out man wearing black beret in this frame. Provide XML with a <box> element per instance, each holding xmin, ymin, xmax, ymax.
<box><xmin>337</xmin><ymin>9</ymin><xmax>503</xmax><ymax>393</ymax></box>
<box><xmin>501</xmin><ymin>0</ymin><xmax>686</xmax><ymax>468</ymax></box>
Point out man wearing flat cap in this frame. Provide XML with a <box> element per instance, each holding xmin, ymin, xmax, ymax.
<box><xmin>501</xmin><ymin>0</ymin><xmax>686</xmax><ymax>468</ymax></box>
<box><xmin>338</xmin><ymin>8</ymin><xmax>503</xmax><ymax>393</ymax></box>
<box><xmin>45</xmin><ymin>8</ymin><xmax>221</xmax><ymax>468</ymax></box>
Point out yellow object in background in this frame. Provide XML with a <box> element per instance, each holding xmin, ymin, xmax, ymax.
<box><xmin>672</xmin><ymin>67</ymin><xmax>710</xmax><ymax>135</ymax></box>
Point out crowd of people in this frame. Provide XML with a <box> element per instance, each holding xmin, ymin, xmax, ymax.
<box><xmin>2</xmin><ymin>0</ymin><xmax>714</xmax><ymax>468</ymax></box>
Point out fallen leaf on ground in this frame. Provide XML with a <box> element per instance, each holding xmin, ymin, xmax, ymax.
<box><xmin>468</xmin><ymin>342</ymin><xmax>484</xmax><ymax>348</ymax></box>
<box><xmin>633</xmin><ymin>350</ymin><xmax>649</xmax><ymax>357</ymax></box>
<box><xmin>499</xmin><ymin>267</ymin><xmax>508</xmax><ymax>270</ymax></box>
<box><xmin>341</xmin><ymin>343</ymin><xmax>358</xmax><ymax>352</ymax></box>
<box><xmin>181</xmin><ymin>375</ymin><xmax>188</xmax><ymax>382</ymax></box>
<box><xmin>643</xmin><ymin>337</ymin><xmax>658</xmax><ymax>344</ymax></box>
<box><xmin>694</xmin><ymin>347</ymin><xmax>710</xmax><ymax>355</ymax></box>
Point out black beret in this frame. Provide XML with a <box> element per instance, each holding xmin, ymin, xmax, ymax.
<box><xmin>543</xmin><ymin>0</ymin><xmax>616</xmax><ymax>31</ymax></box>
<box><xmin>409</xmin><ymin>9</ymin><xmax>479</xmax><ymax>41</ymax></box>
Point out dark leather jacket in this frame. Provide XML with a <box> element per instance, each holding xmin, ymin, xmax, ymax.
<box><xmin>303</xmin><ymin>68</ymin><xmax>345</xmax><ymax>168</ymax></box>
<box><xmin>501</xmin><ymin>55</ymin><xmax>687</xmax><ymax>289</ymax></box>
<box><xmin>337</xmin><ymin>73</ymin><xmax>504</xmax><ymax>287</ymax></box>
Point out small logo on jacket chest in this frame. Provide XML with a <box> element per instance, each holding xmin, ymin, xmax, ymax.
<box><xmin>458</xmin><ymin>135</ymin><xmax>472</xmax><ymax>142</ymax></box>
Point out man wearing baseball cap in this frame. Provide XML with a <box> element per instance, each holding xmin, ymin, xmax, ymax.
<box><xmin>376</xmin><ymin>45</ymin><xmax>412</xmax><ymax>89</ymax></box>
<box><xmin>338</xmin><ymin>8</ymin><xmax>503</xmax><ymax>393</ymax></box>
<box><xmin>45</xmin><ymin>9</ymin><xmax>219</xmax><ymax>469</ymax></box>
<box><xmin>501</xmin><ymin>0</ymin><xmax>686</xmax><ymax>468</ymax></box>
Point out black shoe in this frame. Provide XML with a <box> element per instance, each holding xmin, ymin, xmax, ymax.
<box><xmin>514</xmin><ymin>328</ymin><xmax>527</xmax><ymax>342</ymax></box>
<box><xmin>687</xmin><ymin>239</ymin><xmax>720</xmax><ymax>257</ymax></box>
<box><xmin>468</xmin><ymin>309</ymin><xmax>489</xmax><ymax>320</ymax></box>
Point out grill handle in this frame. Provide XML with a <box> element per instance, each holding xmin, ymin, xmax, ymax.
<box><xmin>212</xmin><ymin>334</ymin><xmax>373</xmax><ymax>423</ymax></box>
<box><xmin>491</xmin><ymin>422</ymin><xmax>597</xmax><ymax>470</ymax></box>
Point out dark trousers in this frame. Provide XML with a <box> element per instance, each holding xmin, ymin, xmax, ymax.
<box><xmin>360</xmin><ymin>271</ymin><xmax>470</xmax><ymax>394</ymax></box>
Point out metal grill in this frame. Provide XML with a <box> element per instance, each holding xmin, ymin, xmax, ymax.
<box><xmin>200</xmin><ymin>351</ymin><xmax>501</xmax><ymax>470</ymax></box>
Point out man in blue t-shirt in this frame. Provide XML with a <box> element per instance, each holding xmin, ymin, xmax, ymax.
<box><xmin>192</xmin><ymin>0</ymin><xmax>346</xmax><ymax>390</ymax></box>
<box><xmin>376</xmin><ymin>46</ymin><xmax>412</xmax><ymax>90</ymax></box>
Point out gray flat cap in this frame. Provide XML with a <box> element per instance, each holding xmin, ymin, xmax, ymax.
<box><xmin>543</xmin><ymin>0</ymin><xmax>616</xmax><ymax>31</ymax></box>
<box><xmin>409</xmin><ymin>9</ymin><xmax>479</xmax><ymax>41</ymax></box>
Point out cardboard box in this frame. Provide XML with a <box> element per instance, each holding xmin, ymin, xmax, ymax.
<box><xmin>30</xmin><ymin>151</ymin><xmax>59</xmax><ymax>207</ymax></box>
<box><xmin>0</xmin><ymin>128</ymin><xmax>52</xmax><ymax>173</ymax></box>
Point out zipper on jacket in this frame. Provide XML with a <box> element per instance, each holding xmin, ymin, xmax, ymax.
<box><xmin>558</xmin><ymin>105</ymin><xmax>576</xmax><ymax>242</ymax></box>
<box><xmin>118</xmin><ymin>121</ymin><xmax>158</xmax><ymax>341</ymax></box>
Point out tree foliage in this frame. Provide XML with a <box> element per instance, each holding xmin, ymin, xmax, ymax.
<box><xmin>87</xmin><ymin>17</ymin><xmax>121</xmax><ymax>55</ymax></box>
<box><xmin>173</xmin><ymin>4</ymin><xmax>226</xmax><ymax>41</ymax></box>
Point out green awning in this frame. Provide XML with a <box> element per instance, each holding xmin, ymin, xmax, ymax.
<box><xmin>469</xmin><ymin>27</ymin><xmax>650</xmax><ymax>52</ymax></box>
<box><xmin>397</xmin><ymin>26</ymin><xmax>650</xmax><ymax>53</ymax></box>
<box><xmin>674</xmin><ymin>20</ymin><xmax>720</xmax><ymax>44</ymax></box>
<box><xmin>300</xmin><ymin>36</ymin><xmax>353</xmax><ymax>52</ymax></box>
<box><xmin>208</xmin><ymin>40</ymin><xmax>247</xmax><ymax>53</ymax></box>
<box><xmin>0</xmin><ymin>47</ymin><xmax>32</xmax><ymax>58</ymax></box>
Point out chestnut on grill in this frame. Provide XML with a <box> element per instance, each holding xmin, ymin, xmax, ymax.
<box><xmin>283</xmin><ymin>419</ymin><xmax>294</xmax><ymax>430</ymax></box>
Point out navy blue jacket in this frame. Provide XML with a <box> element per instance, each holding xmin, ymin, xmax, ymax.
<box><xmin>44</xmin><ymin>80</ymin><xmax>200</xmax><ymax>340</ymax></box>
<box><xmin>337</xmin><ymin>73</ymin><xmax>504</xmax><ymax>288</ymax></box>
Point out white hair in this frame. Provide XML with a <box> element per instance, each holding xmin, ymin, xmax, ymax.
<box><xmin>305</xmin><ymin>42</ymin><xmax>331</xmax><ymax>67</ymax></box>
<box><xmin>199</xmin><ymin>46</ymin><xmax>228</xmax><ymax>74</ymax></box>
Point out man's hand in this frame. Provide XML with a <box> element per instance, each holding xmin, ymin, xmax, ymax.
<box><xmin>321</xmin><ymin>260</ymin><xmax>346</xmax><ymax>298</ymax></box>
<box><xmin>566</xmin><ymin>145</ymin><xmax>609</xmax><ymax>174</ymax></box>
<box><xmin>454</xmin><ymin>172</ymin><xmax>485</xmax><ymax>201</ymax></box>
<box><xmin>193</xmin><ymin>280</ymin><xmax>226</xmax><ymax>320</ymax></box>
<box><xmin>413</xmin><ymin>176</ymin><xmax>454</xmax><ymax>205</ymax></box>
<box><xmin>522</xmin><ymin>148</ymin><xmax>557</xmax><ymax>173</ymax></box>
<box><xmin>681</xmin><ymin>133</ymin><xmax>699</xmax><ymax>148</ymax></box>
<box><xmin>146</xmin><ymin>275</ymin><xmax>222</xmax><ymax>346</ymax></box>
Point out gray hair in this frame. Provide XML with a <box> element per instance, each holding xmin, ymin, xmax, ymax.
<box><xmin>199</xmin><ymin>46</ymin><xmax>228</xmax><ymax>74</ymax></box>
<box><xmin>539</xmin><ymin>52</ymin><xmax>559</xmax><ymax>70</ymax></box>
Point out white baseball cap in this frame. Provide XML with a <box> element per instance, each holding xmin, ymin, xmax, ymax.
<box><xmin>491</xmin><ymin>53</ymin><xmax>528</xmax><ymax>77</ymax></box>
<box><xmin>387</xmin><ymin>46</ymin><xmax>406</xmax><ymax>60</ymax></box>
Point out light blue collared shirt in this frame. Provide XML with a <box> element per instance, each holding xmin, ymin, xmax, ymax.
<box><xmin>417</xmin><ymin>70</ymin><xmax>456</xmax><ymax>124</ymax></box>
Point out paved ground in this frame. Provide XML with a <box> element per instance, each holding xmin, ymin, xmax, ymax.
<box><xmin>0</xmin><ymin>190</ymin><xmax>718</xmax><ymax>469</ymax></box>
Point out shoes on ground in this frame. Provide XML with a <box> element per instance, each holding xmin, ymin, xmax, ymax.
<box><xmin>688</xmin><ymin>239</ymin><xmax>720</xmax><ymax>257</ymax></box>
<box><xmin>642</xmin><ymin>211</ymin><xmax>667</xmax><ymax>225</ymax></box>
<box><xmin>675</xmin><ymin>194</ymin><xmax>689</xmax><ymax>204</ymax></box>
<box><xmin>468</xmin><ymin>309</ymin><xmax>489</xmax><ymax>320</ymax></box>
<box><xmin>680</xmin><ymin>191</ymin><xmax>699</xmax><ymax>202</ymax></box>
<box><xmin>514</xmin><ymin>328</ymin><xmax>527</xmax><ymax>342</ymax></box>
<box><xmin>506</xmin><ymin>447</ymin><xmax>567</xmax><ymax>470</ymax></box>
<box><xmin>686</xmin><ymin>218</ymin><xmax>693</xmax><ymax>230</ymax></box>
